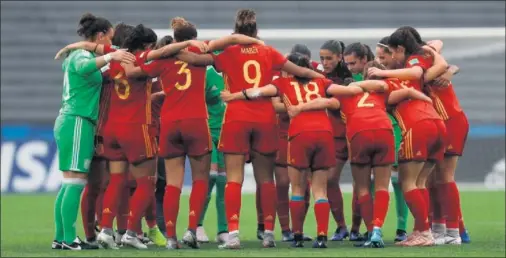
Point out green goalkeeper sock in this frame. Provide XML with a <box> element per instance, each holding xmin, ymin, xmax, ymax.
<box><xmin>54</xmin><ymin>185</ymin><xmax>67</xmax><ymax>242</ymax></box>
<box><xmin>61</xmin><ymin>181</ymin><xmax>85</xmax><ymax>244</ymax></box>
<box><xmin>391</xmin><ymin>177</ymin><xmax>408</xmax><ymax>231</ymax></box>
<box><xmin>215</xmin><ymin>174</ymin><xmax>228</xmax><ymax>233</ymax></box>
<box><xmin>198</xmin><ymin>174</ymin><xmax>217</xmax><ymax>226</ymax></box>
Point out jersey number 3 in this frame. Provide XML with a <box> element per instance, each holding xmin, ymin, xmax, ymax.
<box><xmin>175</xmin><ymin>61</ymin><xmax>192</xmax><ymax>90</ymax></box>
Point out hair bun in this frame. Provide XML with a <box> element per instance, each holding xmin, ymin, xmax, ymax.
<box><xmin>79</xmin><ymin>13</ymin><xmax>96</xmax><ymax>26</ymax></box>
<box><xmin>171</xmin><ymin>17</ymin><xmax>187</xmax><ymax>30</ymax></box>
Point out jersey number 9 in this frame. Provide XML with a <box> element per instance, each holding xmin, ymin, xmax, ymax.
<box><xmin>243</xmin><ymin>60</ymin><xmax>261</xmax><ymax>88</ymax></box>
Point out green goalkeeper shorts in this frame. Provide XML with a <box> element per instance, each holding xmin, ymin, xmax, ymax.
<box><xmin>53</xmin><ymin>114</ymin><xmax>96</xmax><ymax>173</ymax></box>
<box><xmin>210</xmin><ymin>127</ymin><xmax>225</xmax><ymax>169</ymax></box>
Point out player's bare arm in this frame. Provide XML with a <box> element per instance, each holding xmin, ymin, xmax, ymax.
<box><xmin>207</xmin><ymin>34</ymin><xmax>264</xmax><ymax>52</ymax></box>
<box><xmin>423</xmin><ymin>47</ymin><xmax>449</xmax><ymax>82</ymax></box>
<box><xmin>281</xmin><ymin>61</ymin><xmax>324</xmax><ymax>79</ymax></box>
<box><xmin>73</xmin><ymin>50</ymin><xmax>135</xmax><ymax>75</ymax></box>
<box><xmin>272</xmin><ymin>97</ymin><xmax>286</xmax><ymax>113</ymax></box>
<box><xmin>387</xmin><ymin>88</ymin><xmax>432</xmax><ymax>105</ymax></box>
<box><xmin>220</xmin><ymin>84</ymin><xmax>278</xmax><ymax>102</ymax></box>
<box><xmin>55</xmin><ymin>41</ymin><xmax>105</xmax><ymax>59</ymax></box>
<box><xmin>122</xmin><ymin>61</ymin><xmax>147</xmax><ymax>78</ymax></box>
<box><xmin>368</xmin><ymin>65</ymin><xmax>423</xmax><ymax>81</ymax></box>
<box><xmin>326</xmin><ymin>84</ymin><xmax>364</xmax><ymax>96</ymax></box>
<box><xmin>176</xmin><ymin>51</ymin><xmax>214</xmax><ymax>66</ymax></box>
<box><xmin>145</xmin><ymin>40</ymin><xmax>209</xmax><ymax>61</ymax></box>
<box><xmin>287</xmin><ymin>98</ymin><xmax>340</xmax><ymax>118</ymax></box>
<box><xmin>432</xmin><ymin>64</ymin><xmax>460</xmax><ymax>87</ymax></box>
<box><xmin>350</xmin><ymin>80</ymin><xmax>389</xmax><ymax>92</ymax></box>
<box><xmin>426</xmin><ymin>39</ymin><xmax>444</xmax><ymax>53</ymax></box>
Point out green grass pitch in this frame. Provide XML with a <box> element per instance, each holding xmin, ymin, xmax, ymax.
<box><xmin>1</xmin><ymin>191</ymin><xmax>504</xmax><ymax>257</ymax></box>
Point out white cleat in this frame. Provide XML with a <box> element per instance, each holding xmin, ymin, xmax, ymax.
<box><xmin>121</xmin><ymin>233</ymin><xmax>148</xmax><ymax>249</ymax></box>
<box><xmin>215</xmin><ymin>232</ymin><xmax>229</xmax><ymax>244</ymax></box>
<box><xmin>442</xmin><ymin>234</ymin><xmax>462</xmax><ymax>245</ymax></box>
<box><xmin>181</xmin><ymin>230</ymin><xmax>200</xmax><ymax>249</ymax></box>
<box><xmin>433</xmin><ymin>232</ymin><xmax>446</xmax><ymax>246</ymax></box>
<box><xmin>197</xmin><ymin>226</ymin><xmax>210</xmax><ymax>243</ymax></box>
<box><xmin>97</xmin><ymin>230</ymin><xmax>119</xmax><ymax>250</ymax></box>
<box><xmin>166</xmin><ymin>237</ymin><xmax>181</xmax><ymax>250</ymax></box>
<box><xmin>114</xmin><ymin>232</ymin><xmax>124</xmax><ymax>246</ymax></box>
<box><xmin>218</xmin><ymin>232</ymin><xmax>241</xmax><ymax>249</ymax></box>
<box><xmin>262</xmin><ymin>231</ymin><xmax>276</xmax><ymax>248</ymax></box>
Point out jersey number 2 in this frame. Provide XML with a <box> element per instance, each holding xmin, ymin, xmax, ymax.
<box><xmin>357</xmin><ymin>92</ymin><xmax>374</xmax><ymax>107</ymax></box>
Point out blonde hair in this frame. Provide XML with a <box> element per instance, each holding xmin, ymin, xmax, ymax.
<box><xmin>170</xmin><ymin>16</ymin><xmax>197</xmax><ymax>41</ymax></box>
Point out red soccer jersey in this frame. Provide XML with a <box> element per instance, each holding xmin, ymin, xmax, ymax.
<box><xmin>213</xmin><ymin>44</ymin><xmax>287</xmax><ymax>124</ymax></box>
<box><xmin>404</xmin><ymin>54</ymin><xmax>433</xmax><ymax>91</ymax></box>
<box><xmin>151</xmin><ymin>77</ymin><xmax>163</xmax><ymax>130</ymax></box>
<box><xmin>139</xmin><ymin>47</ymin><xmax>207</xmax><ymax>122</ymax></box>
<box><xmin>337</xmin><ymin>87</ymin><xmax>394</xmax><ymax>140</ymax></box>
<box><xmin>272</xmin><ymin>77</ymin><xmax>333</xmax><ymax>137</ymax></box>
<box><xmin>277</xmin><ymin>113</ymin><xmax>290</xmax><ymax>136</ymax></box>
<box><xmin>107</xmin><ymin>57</ymin><xmax>154</xmax><ymax>124</ymax></box>
<box><xmin>97</xmin><ymin>68</ymin><xmax>113</xmax><ymax>134</ymax></box>
<box><xmin>426</xmin><ymin>82</ymin><xmax>463</xmax><ymax>120</ymax></box>
<box><xmin>388</xmin><ymin>78</ymin><xmax>442</xmax><ymax>131</ymax></box>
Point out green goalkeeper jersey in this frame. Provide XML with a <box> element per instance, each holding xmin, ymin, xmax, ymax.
<box><xmin>205</xmin><ymin>65</ymin><xmax>225</xmax><ymax>130</ymax></box>
<box><xmin>59</xmin><ymin>49</ymin><xmax>103</xmax><ymax>123</ymax></box>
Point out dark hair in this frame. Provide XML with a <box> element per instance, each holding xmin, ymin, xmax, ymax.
<box><xmin>123</xmin><ymin>24</ymin><xmax>157</xmax><ymax>52</ymax></box>
<box><xmin>155</xmin><ymin>35</ymin><xmax>174</xmax><ymax>49</ymax></box>
<box><xmin>112</xmin><ymin>23</ymin><xmax>134</xmax><ymax>47</ymax></box>
<box><xmin>287</xmin><ymin>53</ymin><xmax>312</xmax><ymax>84</ymax></box>
<box><xmin>171</xmin><ymin>17</ymin><xmax>198</xmax><ymax>42</ymax></box>
<box><xmin>343</xmin><ymin>42</ymin><xmax>374</xmax><ymax>61</ymax></box>
<box><xmin>363</xmin><ymin>60</ymin><xmax>387</xmax><ymax>80</ymax></box>
<box><xmin>234</xmin><ymin>9</ymin><xmax>257</xmax><ymax>37</ymax></box>
<box><xmin>77</xmin><ymin>13</ymin><xmax>113</xmax><ymax>40</ymax></box>
<box><xmin>377</xmin><ymin>36</ymin><xmax>391</xmax><ymax>54</ymax></box>
<box><xmin>320</xmin><ymin>40</ymin><xmax>353</xmax><ymax>81</ymax></box>
<box><xmin>388</xmin><ymin>29</ymin><xmax>423</xmax><ymax>56</ymax></box>
<box><xmin>397</xmin><ymin>26</ymin><xmax>425</xmax><ymax>45</ymax></box>
<box><xmin>290</xmin><ymin>44</ymin><xmax>311</xmax><ymax>59</ymax></box>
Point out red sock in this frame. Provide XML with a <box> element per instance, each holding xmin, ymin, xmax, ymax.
<box><xmin>276</xmin><ymin>184</ymin><xmax>290</xmax><ymax>232</ymax></box>
<box><xmin>163</xmin><ymin>185</ymin><xmax>181</xmax><ymax>238</ymax></box>
<box><xmin>95</xmin><ymin>187</ymin><xmax>106</xmax><ymax>225</ymax></box>
<box><xmin>81</xmin><ymin>185</ymin><xmax>96</xmax><ymax>240</ymax></box>
<box><xmin>328</xmin><ymin>184</ymin><xmax>346</xmax><ymax>227</ymax></box>
<box><xmin>255</xmin><ymin>186</ymin><xmax>264</xmax><ymax>226</ymax></box>
<box><xmin>101</xmin><ymin>174</ymin><xmax>126</xmax><ymax>229</ymax></box>
<box><xmin>304</xmin><ymin>183</ymin><xmax>311</xmax><ymax>216</ymax></box>
<box><xmin>357</xmin><ymin>194</ymin><xmax>373</xmax><ymax>232</ymax></box>
<box><xmin>314</xmin><ymin>200</ymin><xmax>330</xmax><ymax>236</ymax></box>
<box><xmin>404</xmin><ymin>189</ymin><xmax>429</xmax><ymax>231</ymax></box>
<box><xmin>225</xmin><ymin>182</ymin><xmax>242</xmax><ymax>232</ymax></box>
<box><xmin>260</xmin><ymin>182</ymin><xmax>277</xmax><ymax>231</ymax></box>
<box><xmin>145</xmin><ymin>195</ymin><xmax>157</xmax><ymax>229</ymax></box>
<box><xmin>442</xmin><ymin>182</ymin><xmax>461</xmax><ymax>229</ymax></box>
<box><xmin>188</xmin><ymin>180</ymin><xmax>208</xmax><ymax>231</ymax></box>
<box><xmin>127</xmin><ymin>176</ymin><xmax>154</xmax><ymax>232</ymax></box>
<box><xmin>372</xmin><ymin>190</ymin><xmax>389</xmax><ymax>228</ymax></box>
<box><xmin>419</xmin><ymin>188</ymin><xmax>430</xmax><ymax>220</ymax></box>
<box><xmin>289</xmin><ymin>198</ymin><xmax>305</xmax><ymax>235</ymax></box>
<box><xmin>351</xmin><ymin>191</ymin><xmax>362</xmax><ymax>232</ymax></box>
<box><xmin>116</xmin><ymin>184</ymin><xmax>130</xmax><ymax>232</ymax></box>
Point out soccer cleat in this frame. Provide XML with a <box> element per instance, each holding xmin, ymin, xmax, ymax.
<box><xmin>97</xmin><ymin>230</ymin><xmax>119</xmax><ymax>250</ymax></box>
<box><xmin>312</xmin><ymin>235</ymin><xmax>328</xmax><ymax>249</ymax></box>
<box><xmin>433</xmin><ymin>231</ymin><xmax>446</xmax><ymax>246</ymax></box>
<box><xmin>62</xmin><ymin>237</ymin><xmax>99</xmax><ymax>250</ymax></box>
<box><xmin>114</xmin><ymin>231</ymin><xmax>124</xmax><ymax>246</ymax></box>
<box><xmin>166</xmin><ymin>237</ymin><xmax>181</xmax><ymax>250</ymax></box>
<box><xmin>349</xmin><ymin>230</ymin><xmax>366</xmax><ymax>241</ymax></box>
<box><xmin>181</xmin><ymin>230</ymin><xmax>200</xmax><ymax>249</ymax></box>
<box><xmin>121</xmin><ymin>233</ymin><xmax>148</xmax><ymax>249</ymax></box>
<box><xmin>218</xmin><ymin>232</ymin><xmax>241</xmax><ymax>249</ymax></box>
<box><xmin>394</xmin><ymin>229</ymin><xmax>407</xmax><ymax>242</ymax></box>
<box><xmin>262</xmin><ymin>231</ymin><xmax>276</xmax><ymax>248</ymax></box>
<box><xmin>290</xmin><ymin>233</ymin><xmax>304</xmax><ymax>248</ymax></box>
<box><xmin>215</xmin><ymin>232</ymin><xmax>229</xmax><ymax>244</ymax></box>
<box><xmin>370</xmin><ymin>227</ymin><xmax>385</xmax><ymax>248</ymax></box>
<box><xmin>436</xmin><ymin>233</ymin><xmax>462</xmax><ymax>245</ymax></box>
<box><xmin>85</xmin><ymin>238</ymin><xmax>100</xmax><ymax>249</ymax></box>
<box><xmin>331</xmin><ymin>226</ymin><xmax>350</xmax><ymax>241</ymax></box>
<box><xmin>148</xmin><ymin>226</ymin><xmax>167</xmax><ymax>247</ymax></box>
<box><xmin>354</xmin><ymin>232</ymin><xmax>372</xmax><ymax>248</ymax></box>
<box><xmin>281</xmin><ymin>230</ymin><xmax>294</xmax><ymax>242</ymax></box>
<box><xmin>396</xmin><ymin>231</ymin><xmax>419</xmax><ymax>246</ymax></box>
<box><xmin>460</xmin><ymin>228</ymin><xmax>471</xmax><ymax>243</ymax></box>
<box><xmin>51</xmin><ymin>240</ymin><xmax>63</xmax><ymax>250</ymax></box>
<box><xmin>256</xmin><ymin>229</ymin><xmax>264</xmax><ymax>240</ymax></box>
<box><xmin>196</xmin><ymin>226</ymin><xmax>210</xmax><ymax>243</ymax></box>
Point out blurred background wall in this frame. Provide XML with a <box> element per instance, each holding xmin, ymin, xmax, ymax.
<box><xmin>1</xmin><ymin>1</ymin><xmax>504</xmax><ymax>193</ymax></box>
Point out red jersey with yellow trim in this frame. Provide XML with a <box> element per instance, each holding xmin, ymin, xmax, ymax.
<box><xmin>425</xmin><ymin>82</ymin><xmax>463</xmax><ymax>120</ymax></box>
<box><xmin>272</xmin><ymin>77</ymin><xmax>333</xmax><ymax>137</ymax></box>
<box><xmin>139</xmin><ymin>47</ymin><xmax>207</xmax><ymax>122</ymax></box>
<box><xmin>277</xmin><ymin>113</ymin><xmax>290</xmax><ymax>136</ymax></box>
<box><xmin>337</xmin><ymin>84</ymin><xmax>395</xmax><ymax>139</ymax></box>
<box><xmin>107</xmin><ymin>57</ymin><xmax>153</xmax><ymax>124</ymax></box>
<box><xmin>272</xmin><ymin>61</ymin><xmax>323</xmax><ymax>79</ymax></box>
<box><xmin>96</xmin><ymin>66</ymin><xmax>113</xmax><ymax>134</ymax></box>
<box><xmin>212</xmin><ymin>44</ymin><xmax>287</xmax><ymax>124</ymax></box>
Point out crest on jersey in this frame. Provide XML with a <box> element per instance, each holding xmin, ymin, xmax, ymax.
<box><xmin>408</xmin><ymin>58</ymin><xmax>420</xmax><ymax>66</ymax></box>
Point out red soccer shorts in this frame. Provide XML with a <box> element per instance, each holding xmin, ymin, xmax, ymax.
<box><xmin>399</xmin><ymin>119</ymin><xmax>447</xmax><ymax>163</ymax></box>
<box><xmin>219</xmin><ymin>121</ymin><xmax>278</xmax><ymax>155</ymax></box>
<box><xmin>348</xmin><ymin>129</ymin><xmax>395</xmax><ymax>166</ymax></box>
<box><xmin>102</xmin><ymin>122</ymin><xmax>158</xmax><ymax>164</ymax></box>
<box><xmin>288</xmin><ymin>131</ymin><xmax>336</xmax><ymax>171</ymax></box>
<box><xmin>334</xmin><ymin>137</ymin><xmax>349</xmax><ymax>161</ymax></box>
<box><xmin>444</xmin><ymin>112</ymin><xmax>469</xmax><ymax>156</ymax></box>
<box><xmin>276</xmin><ymin>134</ymin><xmax>289</xmax><ymax>167</ymax></box>
<box><xmin>159</xmin><ymin>118</ymin><xmax>212</xmax><ymax>158</ymax></box>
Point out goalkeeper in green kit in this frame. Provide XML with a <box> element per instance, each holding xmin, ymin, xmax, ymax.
<box><xmin>196</xmin><ymin>58</ymin><xmax>229</xmax><ymax>244</ymax></box>
<box><xmin>51</xmin><ymin>13</ymin><xmax>135</xmax><ymax>250</ymax></box>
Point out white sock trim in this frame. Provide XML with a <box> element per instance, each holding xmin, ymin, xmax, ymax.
<box><xmin>210</xmin><ymin>170</ymin><xmax>218</xmax><ymax>176</ymax></box>
<box><xmin>62</xmin><ymin>178</ymin><xmax>87</xmax><ymax>185</ymax></box>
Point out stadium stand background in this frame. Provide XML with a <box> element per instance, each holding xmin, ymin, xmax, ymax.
<box><xmin>1</xmin><ymin>1</ymin><xmax>504</xmax><ymax>192</ymax></box>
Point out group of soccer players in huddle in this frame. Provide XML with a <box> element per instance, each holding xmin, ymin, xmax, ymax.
<box><xmin>52</xmin><ymin>8</ymin><xmax>471</xmax><ymax>251</ymax></box>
